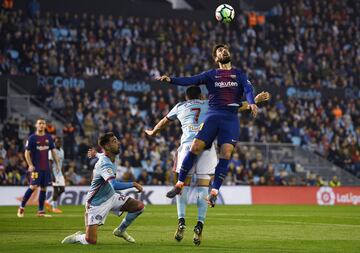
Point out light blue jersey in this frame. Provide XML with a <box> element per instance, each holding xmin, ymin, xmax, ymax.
<box><xmin>166</xmin><ymin>99</ymin><xmax>209</xmax><ymax>145</ymax></box>
<box><xmin>86</xmin><ymin>155</ymin><xmax>116</xmax><ymax>206</ymax></box>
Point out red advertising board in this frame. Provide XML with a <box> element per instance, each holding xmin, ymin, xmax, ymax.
<box><xmin>251</xmin><ymin>186</ymin><xmax>360</xmax><ymax>205</ymax></box>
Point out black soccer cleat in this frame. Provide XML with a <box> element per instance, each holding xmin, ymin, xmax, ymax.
<box><xmin>193</xmin><ymin>222</ymin><xmax>203</xmax><ymax>246</ymax></box>
<box><xmin>174</xmin><ymin>218</ymin><xmax>186</xmax><ymax>242</ymax></box>
<box><xmin>166</xmin><ymin>183</ymin><xmax>183</xmax><ymax>198</ymax></box>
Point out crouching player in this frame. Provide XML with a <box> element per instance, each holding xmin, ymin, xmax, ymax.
<box><xmin>61</xmin><ymin>132</ymin><xmax>144</xmax><ymax>245</ymax></box>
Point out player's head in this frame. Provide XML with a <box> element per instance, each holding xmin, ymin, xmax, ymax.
<box><xmin>212</xmin><ymin>44</ymin><xmax>231</xmax><ymax>64</ymax></box>
<box><xmin>54</xmin><ymin>137</ymin><xmax>62</xmax><ymax>149</ymax></box>
<box><xmin>35</xmin><ymin>118</ymin><xmax>46</xmax><ymax>133</ymax></box>
<box><xmin>185</xmin><ymin>86</ymin><xmax>202</xmax><ymax>100</ymax></box>
<box><xmin>98</xmin><ymin>132</ymin><xmax>120</xmax><ymax>155</ymax></box>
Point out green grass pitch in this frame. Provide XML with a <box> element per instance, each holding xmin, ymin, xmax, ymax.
<box><xmin>0</xmin><ymin>205</ymin><xmax>359</xmax><ymax>253</ymax></box>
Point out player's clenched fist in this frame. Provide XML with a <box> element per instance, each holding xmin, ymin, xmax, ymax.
<box><xmin>156</xmin><ymin>75</ymin><xmax>171</xmax><ymax>82</ymax></box>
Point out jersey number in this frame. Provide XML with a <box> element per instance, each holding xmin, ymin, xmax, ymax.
<box><xmin>191</xmin><ymin>108</ymin><xmax>201</xmax><ymax>123</ymax></box>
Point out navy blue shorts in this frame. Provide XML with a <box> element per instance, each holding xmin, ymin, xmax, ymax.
<box><xmin>30</xmin><ymin>170</ymin><xmax>52</xmax><ymax>187</ymax></box>
<box><xmin>196</xmin><ymin>110</ymin><xmax>240</xmax><ymax>148</ymax></box>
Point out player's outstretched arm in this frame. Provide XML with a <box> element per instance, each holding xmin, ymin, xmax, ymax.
<box><xmin>239</xmin><ymin>91</ymin><xmax>271</xmax><ymax>111</ymax></box>
<box><xmin>145</xmin><ymin>116</ymin><xmax>171</xmax><ymax>136</ymax></box>
<box><xmin>109</xmin><ymin>179</ymin><xmax>143</xmax><ymax>192</ymax></box>
<box><xmin>156</xmin><ymin>72</ymin><xmax>207</xmax><ymax>86</ymax></box>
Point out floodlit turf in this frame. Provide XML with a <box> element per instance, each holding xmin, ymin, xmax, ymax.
<box><xmin>0</xmin><ymin>205</ymin><xmax>359</xmax><ymax>253</ymax></box>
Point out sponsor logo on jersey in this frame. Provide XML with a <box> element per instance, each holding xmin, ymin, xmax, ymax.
<box><xmin>214</xmin><ymin>81</ymin><xmax>238</xmax><ymax>88</ymax></box>
<box><xmin>37</xmin><ymin>145</ymin><xmax>50</xmax><ymax>151</ymax></box>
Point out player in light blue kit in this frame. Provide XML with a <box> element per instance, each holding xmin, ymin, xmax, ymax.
<box><xmin>146</xmin><ymin>87</ymin><xmax>269</xmax><ymax>245</ymax></box>
<box><xmin>157</xmin><ymin>44</ymin><xmax>259</xmax><ymax>207</ymax></box>
<box><xmin>62</xmin><ymin>132</ymin><xmax>144</xmax><ymax>245</ymax></box>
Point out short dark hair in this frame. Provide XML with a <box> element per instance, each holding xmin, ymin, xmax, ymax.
<box><xmin>212</xmin><ymin>43</ymin><xmax>229</xmax><ymax>59</ymax></box>
<box><xmin>186</xmin><ymin>86</ymin><xmax>202</xmax><ymax>100</ymax></box>
<box><xmin>98</xmin><ymin>132</ymin><xmax>115</xmax><ymax>148</ymax></box>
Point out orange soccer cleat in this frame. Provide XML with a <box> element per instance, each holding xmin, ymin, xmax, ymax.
<box><xmin>52</xmin><ymin>208</ymin><xmax>63</xmax><ymax>214</ymax></box>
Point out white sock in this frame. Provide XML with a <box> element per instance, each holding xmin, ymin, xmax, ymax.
<box><xmin>75</xmin><ymin>234</ymin><xmax>89</xmax><ymax>245</ymax></box>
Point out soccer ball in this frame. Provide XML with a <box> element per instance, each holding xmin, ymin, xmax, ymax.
<box><xmin>215</xmin><ymin>4</ymin><xmax>235</xmax><ymax>23</ymax></box>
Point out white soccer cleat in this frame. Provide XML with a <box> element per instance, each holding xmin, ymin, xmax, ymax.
<box><xmin>17</xmin><ymin>207</ymin><xmax>25</xmax><ymax>218</ymax></box>
<box><xmin>113</xmin><ymin>228</ymin><xmax>135</xmax><ymax>243</ymax></box>
<box><xmin>61</xmin><ymin>231</ymin><xmax>83</xmax><ymax>244</ymax></box>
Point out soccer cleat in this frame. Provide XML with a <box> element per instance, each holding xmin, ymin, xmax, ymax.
<box><xmin>174</xmin><ymin>219</ymin><xmax>186</xmax><ymax>242</ymax></box>
<box><xmin>61</xmin><ymin>231</ymin><xmax>83</xmax><ymax>244</ymax></box>
<box><xmin>17</xmin><ymin>207</ymin><xmax>25</xmax><ymax>218</ymax></box>
<box><xmin>37</xmin><ymin>211</ymin><xmax>52</xmax><ymax>217</ymax></box>
<box><xmin>45</xmin><ymin>201</ymin><xmax>52</xmax><ymax>212</ymax></box>
<box><xmin>113</xmin><ymin>228</ymin><xmax>135</xmax><ymax>243</ymax></box>
<box><xmin>206</xmin><ymin>189</ymin><xmax>218</xmax><ymax>208</ymax></box>
<box><xmin>166</xmin><ymin>182</ymin><xmax>184</xmax><ymax>198</ymax></box>
<box><xmin>52</xmin><ymin>208</ymin><xmax>63</xmax><ymax>214</ymax></box>
<box><xmin>193</xmin><ymin>222</ymin><xmax>203</xmax><ymax>246</ymax></box>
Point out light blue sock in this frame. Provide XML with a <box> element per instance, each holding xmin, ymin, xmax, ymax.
<box><xmin>118</xmin><ymin>208</ymin><xmax>144</xmax><ymax>232</ymax></box>
<box><xmin>176</xmin><ymin>186</ymin><xmax>189</xmax><ymax>219</ymax></box>
<box><xmin>197</xmin><ymin>187</ymin><xmax>208</xmax><ymax>223</ymax></box>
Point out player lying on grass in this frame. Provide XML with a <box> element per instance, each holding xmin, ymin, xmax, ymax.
<box><xmin>145</xmin><ymin>87</ymin><xmax>270</xmax><ymax>245</ymax></box>
<box><xmin>157</xmin><ymin>43</ymin><xmax>258</xmax><ymax>206</ymax></box>
<box><xmin>62</xmin><ymin>132</ymin><xmax>144</xmax><ymax>245</ymax></box>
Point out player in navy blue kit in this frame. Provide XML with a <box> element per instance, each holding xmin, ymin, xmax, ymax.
<box><xmin>157</xmin><ymin>44</ymin><xmax>258</xmax><ymax>207</ymax></box>
<box><xmin>17</xmin><ymin>118</ymin><xmax>60</xmax><ymax>217</ymax></box>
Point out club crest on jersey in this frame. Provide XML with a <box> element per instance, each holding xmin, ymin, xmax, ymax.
<box><xmin>107</xmin><ymin>168</ymin><xmax>112</xmax><ymax>174</ymax></box>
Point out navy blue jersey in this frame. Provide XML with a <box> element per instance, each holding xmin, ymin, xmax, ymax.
<box><xmin>25</xmin><ymin>134</ymin><xmax>55</xmax><ymax>171</ymax></box>
<box><xmin>170</xmin><ymin>68</ymin><xmax>255</xmax><ymax>113</ymax></box>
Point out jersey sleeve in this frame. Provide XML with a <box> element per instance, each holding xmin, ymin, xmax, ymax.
<box><xmin>100</xmin><ymin>162</ymin><xmax>116</xmax><ymax>181</ymax></box>
<box><xmin>48</xmin><ymin>150</ymin><xmax>53</xmax><ymax>161</ymax></box>
<box><xmin>25</xmin><ymin>135</ymin><xmax>35</xmax><ymax>151</ymax></box>
<box><xmin>239</xmin><ymin>72</ymin><xmax>255</xmax><ymax>104</ymax></box>
<box><xmin>166</xmin><ymin>103</ymin><xmax>179</xmax><ymax>121</ymax></box>
<box><xmin>170</xmin><ymin>71</ymin><xmax>209</xmax><ymax>86</ymax></box>
<box><xmin>48</xmin><ymin>135</ymin><xmax>55</xmax><ymax>150</ymax></box>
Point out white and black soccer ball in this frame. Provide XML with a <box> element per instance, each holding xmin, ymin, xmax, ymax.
<box><xmin>215</xmin><ymin>4</ymin><xmax>235</xmax><ymax>23</ymax></box>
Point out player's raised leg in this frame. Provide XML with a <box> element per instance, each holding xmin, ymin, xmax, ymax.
<box><xmin>166</xmin><ymin>139</ymin><xmax>205</xmax><ymax>198</ymax></box>
<box><xmin>113</xmin><ymin>198</ymin><xmax>145</xmax><ymax>243</ymax></box>
<box><xmin>207</xmin><ymin>143</ymin><xmax>235</xmax><ymax>207</ymax></box>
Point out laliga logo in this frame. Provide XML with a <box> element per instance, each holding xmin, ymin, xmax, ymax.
<box><xmin>316</xmin><ymin>187</ymin><xmax>335</xmax><ymax>205</ymax></box>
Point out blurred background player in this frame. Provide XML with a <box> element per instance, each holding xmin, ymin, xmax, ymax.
<box><xmin>146</xmin><ymin>86</ymin><xmax>270</xmax><ymax>245</ymax></box>
<box><xmin>46</xmin><ymin>137</ymin><xmax>65</xmax><ymax>213</ymax></box>
<box><xmin>17</xmin><ymin>118</ymin><xmax>60</xmax><ymax>217</ymax></box>
<box><xmin>62</xmin><ymin>132</ymin><xmax>144</xmax><ymax>245</ymax></box>
<box><xmin>157</xmin><ymin>44</ymin><xmax>258</xmax><ymax>206</ymax></box>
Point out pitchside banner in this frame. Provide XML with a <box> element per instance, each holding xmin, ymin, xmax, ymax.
<box><xmin>1</xmin><ymin>186</ymin><xmax>360</xmax><ymax>206</ymax></box>
<box><xmin>0</xmin><ymin>186</ymin><xmax>252</xmax><ymax>206</ymax></box>
<box><xmin>1</xmin><ymin>75</ymin><xmax>360</xmax><ymax>100</ymax></box>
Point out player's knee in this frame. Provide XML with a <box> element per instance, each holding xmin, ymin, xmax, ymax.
<box><xmin>30</xmin><ymin>185</ymin><xmax>38</xmax><ymax>190</ymax></box>
<box><xmin>137</xmin><ymin>202</ymin><xmax>145</xmax><ymax>212</ymax></box>
<box><xmin>191</xmin><ymin>141</ymin><xmax>205</xmax><ymax>154</ymax></box>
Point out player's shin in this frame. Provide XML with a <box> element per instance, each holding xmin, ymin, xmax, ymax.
<box><xmin>196</xmin><ymin>187</ymin><xmax>208</xmax><ymax>223</ymax></box>
<box><xmin>38</xmin><ymin>189</ymin><xmax>47</xmax><ymax>211</ymax></box>
<box><xmin>20</xmin><ymin>188</ymin><xmax>34</xmax><ymax>208</ymax></box>
<box><xmin>212</xmin><ymin>158</ymin><xmax>230</xmax><ymax>190</ymax></box>
<box><xmin>178</xmin><ymin>152</ymin><xmax>198</xmax><ymax>182</ymax></box>
<box><xmin>117</xmin><ymin>208</ymin><xmax>145</xmax><ymax>232</ymax></box>
<box><xmin>176</xmin><ymin>186</ymin><xmax>189</xmax><ymax>220</ymax></box>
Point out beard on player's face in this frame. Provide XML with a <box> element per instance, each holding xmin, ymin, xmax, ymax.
<box><xmin>218</xmin><ymin>55</ymin><xmax>231</xmax><ymax>64</ymax></box>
